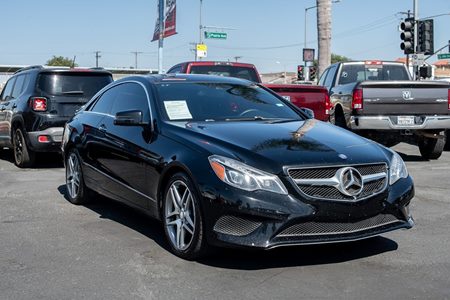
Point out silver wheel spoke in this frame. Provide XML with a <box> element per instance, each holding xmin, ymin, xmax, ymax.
<box><xmin>164</xmin><ymin>180</ymin><xmax>197</xmax><ymax>251</ymax></box>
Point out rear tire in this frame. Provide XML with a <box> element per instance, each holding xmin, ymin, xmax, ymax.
<box><xmin>13</xmin><ymin>128</ymin><xmax>35</xmax><ymax>168</ymax></box>
<box><xmin>418</xmin><ymin>137</ymin><xmax>445</xmax><ymax>160</ymax></box>
<box><xmin>333</xmin><ymin>107</ymin><xmax>348</xmax><ymax>130</ymax></box>
<box><xmin>445</xmin><ymin>131</ymin><xmax>450</xmax><ymax>151</ymax></box>
<box><xmin>162</xmin><ymin>172</ymin><xmax>208</xmax><ymax>260</ymax></box>
<box><xmin>65</xmin><ymin>149</ymin><xmax>92</xmax><ymax>204</ymax></box>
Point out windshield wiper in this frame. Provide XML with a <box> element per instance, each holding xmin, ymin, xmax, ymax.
<box><xmin>225</xmin><ymin>116</ymin><xmax>269</xmax><ymax>122</ymax></box>
<box><xmin>62</xmin><ymin>91</ymin><xmax>84</xmax><ymax>95</ymax></box>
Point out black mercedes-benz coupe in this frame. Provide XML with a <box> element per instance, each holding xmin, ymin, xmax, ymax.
<box><xmin>62</xmin><ymin>74</ymin><xmax>414</xmax><ymax>259</ymax></box>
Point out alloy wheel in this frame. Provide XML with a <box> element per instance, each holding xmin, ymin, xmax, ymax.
<box><xmin>66</xmin><ymin>152</ymin><xmax>81</xmax><ymax>199</ymax></box>
<box><xmin>14</xmin><ymin>129</ymin><xmax>24</xmax><ymax>164</ymax></box>
<box><xmin>164</xmin><ymin>180</ymin><xmax>196</xmax><ymax>251</ymax></box>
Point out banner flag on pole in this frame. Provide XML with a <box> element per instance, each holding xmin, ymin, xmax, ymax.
<box><xmin>152</xmin><ymin>0</ymin><xmax>177</xmax><ymax>42</ymax></box>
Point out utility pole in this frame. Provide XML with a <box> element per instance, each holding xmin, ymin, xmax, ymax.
<box><xmin>158</xmin><ymin>0</ymin><xmax>164</xmax><ymax>74</ymax></box>
<box><xmin>131</xmin><ymin>51</ymin><xmax>143</xmax><ymax>69</ymax></box>
<box><xmin>199</xmin><ymin>0</ymin><xmax>203</xmax><ymax>44</ymax></box>
<box><xmin>94</xmin><ymin>51</ymin><xmax>101</xmax><ymax>68</ymax></box>
<box><xmin>234</xmin><ymin>56</ymin><xmax>242</xmax><ymax>62</ymax></box>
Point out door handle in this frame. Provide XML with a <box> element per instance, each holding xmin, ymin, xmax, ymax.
<box><xmin>98</xmin><ymin>124</ymin><xmax>107</xmax><ymax>133</ymax></box>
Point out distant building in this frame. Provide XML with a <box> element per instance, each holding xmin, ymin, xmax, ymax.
<box><xmin>433</xmin><ymin>60</ymin><xmax>450</xmax><ymax>79</ymax></box>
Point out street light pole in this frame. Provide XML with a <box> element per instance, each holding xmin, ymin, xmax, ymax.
<box><xmin>304</xmin><ymin>5</ymin><xmax>317</xmax><ymax>81</ymax></box>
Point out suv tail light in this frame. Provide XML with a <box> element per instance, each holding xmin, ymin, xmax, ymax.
<box><xmin>352</xmin><ymin>88</ymin><xmax>363</xmax><ymax>110</ymax></box>
<box><xmin>31</xmin><ymin>97</ymin><xmax>47</xmax><ymax>112</ymax></box>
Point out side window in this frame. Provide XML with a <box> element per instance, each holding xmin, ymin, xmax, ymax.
<box><xmin>318</xmin><ymin>68</ymin><xmax>329</xmax><ymax>87</ymax></box>
<box><xmin>168</xmin><ymin>65</ymin><xmax>183</xmax><ymax>74</ymax></box>
<box><xmin>110</xmin><ymin>83</ymin><xmax>150</xmax><ymax>122</ymax></box>
<box><xmin>11</xmin><ymin>74</ymin><xmax>28</xmax><ymax>99</ymax></box>
<box><xmin>0</xmin><ymin>77</ymin><xmax>16</xmax><ymax>101</ymax></box>
<box><xmin>90</xmin><ymin>86</ymin><xmax>119</xmax><ymax>114</ymax></box>
<box><xmin>324</xmin><ymin>65</ymin><xmax>337</xmax><ymax>89</ymax></box>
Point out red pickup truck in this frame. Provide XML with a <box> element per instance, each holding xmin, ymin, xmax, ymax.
<box><xmin>167</xmin><ymin>61</ymin><xmax>331</xmax><ymax>121</ymax></box>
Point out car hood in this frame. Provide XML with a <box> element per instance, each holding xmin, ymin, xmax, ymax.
<box><xmin>165</xmin><ymin>120</ymin><xmax>390</xmax><ymax>174</ymax></box>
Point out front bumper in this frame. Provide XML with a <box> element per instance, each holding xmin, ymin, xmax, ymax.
<box><xmin>203</xmin><ymin>176</ymin><xmax>414</xmax><ymax>249</ymax></box>
<box><xmin>350</xmin><ymin>115</ymin><xmax>450</xmax><ymax>130</ymax></box>
<box><xmin>27</xmin><ymin>127</ymin><xmax>64</xmax><ymax>152</ymax></box>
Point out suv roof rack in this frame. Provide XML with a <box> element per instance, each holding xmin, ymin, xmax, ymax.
<box><xmin>14</xmin><ymin>65</ymin><xmax>44</xmax><ymax>74</ymax></box>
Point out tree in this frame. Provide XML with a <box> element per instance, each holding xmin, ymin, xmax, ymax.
<box><xmin>46</xmin><ymin>56</ymin><xmax>77</xmax><ymax>67</ymax></box>
<box><xmin>331</xmin><ymin>53</ymin><xmax>351</xmax><ymax>64</ymax></box>
<box><xmin>313</xmin><ymin>53</ymin><xmax>351</xmax><ymax>67</ymax></box>
<box><xmin>316</xmin><ymin>0</ymin><xmax>331</xmax><ymax>79</ymax></box>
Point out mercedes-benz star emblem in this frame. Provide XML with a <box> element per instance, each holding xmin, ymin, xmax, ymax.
<box><xmin>336</xmin><ymin>167</ymin><xmax>364</xmax><ymax>197</ymax></box>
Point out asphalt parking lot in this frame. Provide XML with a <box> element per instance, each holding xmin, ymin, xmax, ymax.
<box><xmin>0</xmin><ymin>143</ymin><xmax>449</xmax><ymax>300</ymax></box>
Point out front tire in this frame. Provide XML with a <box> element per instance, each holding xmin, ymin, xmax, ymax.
<box><xmin>162</xmin><ymin>173</ymin><xmax>208</xmax><ymax>260</ymax></box>
<box><xmin>65</xmin><ymin>149</ymin><xmax>91</xmax><ymax>204</ymax></box>
<box><xmin>13</xmin><ymin>128</ymin><xmax>35</xmax><ymax>168</ymax></box>
<box><xmin>418</xmin><ymin>137</ymin><xmax>445</xmax><ymax>160</ymax></box>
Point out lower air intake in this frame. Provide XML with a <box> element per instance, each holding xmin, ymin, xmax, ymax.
<box><xmin>277</xmin><ymin>214</ymin><xmax>401</xmax><ymax>237</ymax></box>
<box><xmin>213</xmin><ymin>215</ymin><xmax>262</xmax><ymax>236</ymax></box>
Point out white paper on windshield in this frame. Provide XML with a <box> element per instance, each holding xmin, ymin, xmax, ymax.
<box><xmin>164</xmin><ymin>100</ymin><xmax>193</xmax><ymax>120</ymax></box>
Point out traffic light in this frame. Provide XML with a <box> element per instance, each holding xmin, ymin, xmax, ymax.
<box><xmin>309</xmin><ymin>66</ymin><xmax>317</xmax><ymax>81</ymax></box>
<box><xmin>400</xmin><ymin>17</ymin><xmax>415</xmax><ymax>54</ymax></box>
<box><xmin>297</xmin><ymin>65</ymin><xmax>304</xmax><ymax>80</ymax></box>
<box><xmin>419</xmin><ymin>65</ymin><xmax>432</xmax><ymax>78</ymax></box>
<box><xmin>417</xmin><ymin>19</ymin><xmax>434</xmax><ymax>55</ymax></box>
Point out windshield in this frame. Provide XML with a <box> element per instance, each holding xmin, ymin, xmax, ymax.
<box><xmin>339</xmin><ymin>64</ymin><xmax>410</xmax><ymax>84</ymax></box>
<box><xmin>156</xmin><ymin>82</ymin><xmax>302</xmax><ymax>122</ymax></box>
<box><xmin>189</xmin><ymin>65</ymin><xmax>260</xmax><ymax>82</ymax></box>
<box><xmin>37</xmin><ymin>73</ymin><xmax>112</xmax><ymax>98</ymax></box>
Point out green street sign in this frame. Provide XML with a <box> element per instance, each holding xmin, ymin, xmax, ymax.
<box><xmin>437</xmin><ymin>53</ymin><xmax>450</xmax><ymax>59</ymax></box>
<box><xmin>204</xmin><ymin>32</ymin><xmax>227</xmax><ymax>39</ymax></box>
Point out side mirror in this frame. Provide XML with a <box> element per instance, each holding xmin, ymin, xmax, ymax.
<box><xmin>300</xmin><ymin>107</ymin><xmax>315</xmax><ymax>119</ymax></box>
<box><xmin>114</xmin><ymin>110</ymin><xmax>145</xmax><ymax>126</ymax></box>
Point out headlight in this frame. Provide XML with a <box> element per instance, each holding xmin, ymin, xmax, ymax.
<box><xmin>389</xmin><ymin>151</ymin><xmax>408</xmax><ymax>185</ymax></box>
<box><xmin>208</xmin><ymin>155</ymin><xmax>288</xmax><ymax>195</ymax></box>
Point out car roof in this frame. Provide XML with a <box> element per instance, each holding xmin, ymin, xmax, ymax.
<box><xmin>14</xmin><ymin>65</ymin><xmax>112</xmax><ymax>75</ymax></box>
<box><xmin>117</xmin><ymin>73</ymin><xmax>255</xmax><ymax>85</ymax></box>
<box><xmin>176</xmin><ymin>61</ymin><xmax>257</xmax><ymax>68</ymax></box>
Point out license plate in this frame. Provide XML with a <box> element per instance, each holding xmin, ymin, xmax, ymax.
<box><xmin>397</xmin><ymin>116</ymin><xmax>415</xmax><ymax>126</ymax></box>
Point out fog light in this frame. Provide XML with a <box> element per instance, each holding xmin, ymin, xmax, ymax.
<box><xmin>38</xmin><ymin>135</ymin><xmax>50</xmax><ymax>143</ymax></box>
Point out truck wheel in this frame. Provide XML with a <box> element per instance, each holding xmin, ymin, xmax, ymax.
<box><xmin>445</xmin><ymin>131</ymin><xmax>450</xmax><ymax>151</ymax></box>
<box><xmin>13</xmin><ymin>128</ymin><xmax>35</xmax><ymax>168</ymax></box>
<box><xmin>418</xmin><ymin>137</ymin><xmax>445</xmax><ymax>160</ymax></box>
<box><xmin>334</xmin><ymin>108</ymin><xmax>348</xmax><ymax>130</ymax></box>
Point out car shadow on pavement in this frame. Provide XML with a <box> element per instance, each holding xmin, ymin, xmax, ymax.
<box><xmin>198</xmin><ymin>236</ymin><xmax>398</xmax><ymax>270</ymax></box>
<box><xmin>58</xmin><ymin>184</ymin><xmax>399</xmax><ymax>269</ymax></box>
<box><xmin>57</xmin><ymin>184</ymin><xmax>171</xmax><ymax>252</ymax></box>
<box><xmin>395</xmin><ymin>151</ymin><xmax>428</xmax><ymax>162</ymax></box>
<box><xmin>0</xmin><ymin>149</ymin><xmax>63</xmax><ymax>168</ymax></box>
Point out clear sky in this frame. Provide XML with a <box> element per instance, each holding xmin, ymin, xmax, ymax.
<box><xmin>1</xmin><ymin>0</ymin><xmax>449</xmax><ymax>73</ymax></box>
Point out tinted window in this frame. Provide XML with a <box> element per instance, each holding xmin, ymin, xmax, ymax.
<box><xmin>37</xmin><ymin>73</ymin><xmax>112</xmax><ymax>98</ymax></box>
<box><xmin>156</xmin><ymin>82</ymin><xmax>302</xmax><ymax>122</ymax></box>
<box><xmin>0</xmin><ymin>77</ymin><xmax>16</xmax><ymax>101</ymax></box>
<box><xmin>318</xmin><ymin>68</ymin><xmax>329</xmax><ymax>86</ymax></box>
<box><xmin>91</xmin><ymin>86</ymin><xmax>117</xmax><ymax>114</ymax></box>
<box><xmin>11</xmin><ymin>74</ymin><xmax>28</xmax><ymax>99</ymax></box>
<box><xmin>189</xmin><ymin>65</ymin><xmax>259</xmax><ymax>82</ymax></box>
<box><xmin>324</xmin><ymin>65</ymin><xmax>337</xmax><ymax>88</ymax></box>
<box><xmin>110</xmin><ymin>83</ymin><xmax>150</xmax><ymax>122</ymax></box>
<box><xmin>339</xmin><ymin>64</ymin><xmax>409</xmax><ymax>85</ymax></box>
<box><xmin>168</xmin><ymin>65</ymin><xmax>183</xmax><ymax>73</ymax></box>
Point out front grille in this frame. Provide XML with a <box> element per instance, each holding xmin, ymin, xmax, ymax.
<box><xmin>213</xmin><ymin>215</ymin><xmax>262</xmax><ymax>236</ymax></box>
<box><xmin>277</xmin><ymin>214</ymin><xmax>401</xmax><ymax>237</ymax></box>
<box><xmin>288</xmin><ymin>163</ymin><xmax>388</xmax><ymax>201</ymax></box>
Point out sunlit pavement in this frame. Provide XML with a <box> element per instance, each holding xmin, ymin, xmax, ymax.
<box><xmin>0</xmin><ymin>144</ymin><xmax>449</xmax><ymax>299</ymax></box>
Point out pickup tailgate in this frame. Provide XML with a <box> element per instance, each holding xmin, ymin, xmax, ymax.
<box><xmin>360</xmin><ymin>81</ymin><xmax>450</xmax><ymax>115</ymax></box>
<box><xmin>263</xmin><ymin>84</ymin><xmax>330</xmax><ymax>121</ymax></box>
